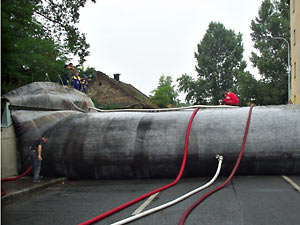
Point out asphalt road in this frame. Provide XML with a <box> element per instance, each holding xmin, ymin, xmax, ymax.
<box><xmin>2</xmin><ymin>176</ymin><xmax>300</xmax><ymax>225</ymax></box>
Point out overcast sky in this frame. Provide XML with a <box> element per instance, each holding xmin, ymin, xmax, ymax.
<box><xmin>78</xmin><ymin>0</ymin><xmax>263</xmax><ymax>101</ymax></box>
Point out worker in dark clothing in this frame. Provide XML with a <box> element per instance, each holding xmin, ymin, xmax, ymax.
<box><xmin>220</xmin><ymin>92</ymin><xmax>239</xmax><ymax>106</ymax></box>
<box><xmin>61</xmin><ymin>63</ymin><xmax>74</xmax><ymax>85</ymax></box>
<box><xmin>29</xmin><ymin>137</ymin><xmax>48</xmax><ymax>183</ymax></box>
<box><xmin>71</xmin><ymin>71</ymin><xmax>81</xmax><ymax>91</ymax></box>
<box><xmin>80</xmin><ymin>76</ymin><xmax>88</xmax><ymax>93</ymax></box>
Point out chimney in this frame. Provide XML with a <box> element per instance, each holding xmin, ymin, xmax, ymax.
<box><xmin>113</xmin><ymin>73</ymin><xmax>120</xmax><ymax>81</ymax></box>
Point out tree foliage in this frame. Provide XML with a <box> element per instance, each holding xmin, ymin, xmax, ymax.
<box><xmin>236</xmin><ymin>71</ymin><xmax>259</xmax><ymax>105</ymax></box>
<box><xmin>2</xmin><ymin>0</ymin><xmax>58</xmax><ymax>94</ymax></box>
<box><xmin>178</xmin><ymin>22</ymin><xmax>250</xmax><ymax>105</ymax></box>
<box><xmin>34</xmin><ymin>0</ymin><xmax>96</xmax><ymax>64</ymax></box>
<box><xmin>1</xmin><ymin>0</ymin><xmax>95</xmax><ymax>95</ymax></box>
<box><xmin>250</xmin><ymin>0</ymin><xmax>290</xmax><ymax>104</ymax></box>
<box><xmin>150</xmin><ymin>75</ymin><xmax>179</xmax><ymax>108</ymax></box>
<box><xmin>82</xmin><ymin>66</ymin><xmax>98</xmax><ymax>80</ymax></box>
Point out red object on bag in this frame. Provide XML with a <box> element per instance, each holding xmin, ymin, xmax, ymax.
<box><xmin>222</xmin><ymin>92</ymin><xmax>239</xmax><ymax>106</ymax></box>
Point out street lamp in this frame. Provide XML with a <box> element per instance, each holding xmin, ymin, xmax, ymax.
<box><xmin>271</xmin><ymin>36</ymin><xmax>291</xmax><ymax>103</ymax></box>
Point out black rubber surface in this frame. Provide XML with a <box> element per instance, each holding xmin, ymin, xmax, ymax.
<box><xmin>4</xmin><ymin>82</ymin><xmax>300</xmax><ymax>178</ymax></box>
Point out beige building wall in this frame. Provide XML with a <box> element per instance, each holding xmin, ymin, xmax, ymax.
<box><xmin>290</xmin><ymin>0</ymin><xmax>300</xmax><ymax>104</ymax></box>
<box><xmin>1</xmin><ymin>126</ymin><xmax>18</xmax><ymax>178</ymax></box>
<box><xmin>88</xmin><ymin>74</ymin><xmax>138</xmax><ymax>107</ymax></box>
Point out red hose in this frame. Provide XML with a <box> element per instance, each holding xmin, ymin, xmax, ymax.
<box><xmin>1</xmin><ymin>188</ymin><xmax>6</xmax><ymax>197</ymax></box>
<box><xmin>179</xmin><ymin>104</ymin><xmax>255</xmax><ymax>225</ymax></box>
<box><xmin>79</xmin><ymin>108</ymin><xmax>200</xmax><ymax>225</ymax></box>
<box><xmin>1</xmin><ymin>166</ymin><xmax>33</xmax><ymax>197</ymax></box>
<box><xmin>1</xmin><ymin>166</ymin><xmax>33</xmax><ymax>182</ymax></box>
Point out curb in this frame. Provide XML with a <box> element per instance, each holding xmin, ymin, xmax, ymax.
<box><xmin>2</xmin><ymin>177</ymin><xmax>67</xmax><ymax>205</ymax></box>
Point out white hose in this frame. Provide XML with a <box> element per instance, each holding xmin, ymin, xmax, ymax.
<box><xmin>58</xmin><ymin>76</ymin><xmax>237</xmax><ymax>114</ymax></box>
<box><xmin>110</xmin><ymin>154</ymin><xmax>223</xmax><ymax>225</ymax></box>
<box><xmin>58</xmin><ymin>75</ymin><xmax>86</xmax><ymax>113</ymax></box>
<box><xmin>88</xmin><ymin>105</ymin><xmax>237</xmax><ymax>113</ymax></box>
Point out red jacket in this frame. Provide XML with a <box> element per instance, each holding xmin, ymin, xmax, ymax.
<box><xmin>222</xmin><ymin>92</ymin><xmax>239</xmax><ymax>106</ymax></box>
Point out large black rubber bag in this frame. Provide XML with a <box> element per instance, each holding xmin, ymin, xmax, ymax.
<box><xmin>3</xmin><ymin>82</ymin><xmax>93</xmax><ymax>171</ymax></box>
<box><xmin>3</xmin><ymin>81</ymin><xmax>94</xmax><ymax>111</ymax></box>
<box><xmin>41</xmin><ymin>105</ymin><xmax>300</xmax><ymax>179</ymax></box>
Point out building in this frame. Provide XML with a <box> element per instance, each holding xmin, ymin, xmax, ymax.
<box><xmin>87</xmin><ymin>72</ymin><xmax>157</xmax><ymax>109</ymax></box>
<box><xmin>290</xmin><ymin>0</ymin><xmax>300</xmax><ymax>104</ymax></box>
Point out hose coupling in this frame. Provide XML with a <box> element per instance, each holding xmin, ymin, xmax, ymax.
<box><xmin>215</xmin><ymin>154</ymin><xmax>223</xmax><ymax>161</ymax></box>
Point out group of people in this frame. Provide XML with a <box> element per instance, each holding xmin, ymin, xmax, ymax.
<box><xmin>62</xmin><ymin>63</ymin><xmax>88</xmax><ymax>93</ymax></box>
<box><xmin>61</xmin><ymin>63</ymin><xmax>238</xmax><ymax>104</ymax></box>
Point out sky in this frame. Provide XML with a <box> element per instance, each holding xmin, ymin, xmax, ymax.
<box><xmin>78</xmin><ymin>0</ymin><xmax>263</xmax><ymax>101</ymax></box>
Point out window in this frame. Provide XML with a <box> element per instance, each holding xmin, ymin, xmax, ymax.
<box><xmin>294</xmin><ymin>62</ymin><xmax>297</xmax><ymax>79</ymax></box>
<box><xmin>292</xmin><ymin>0</ymin><xmax>295</xmax><ymax>13</ymax></box>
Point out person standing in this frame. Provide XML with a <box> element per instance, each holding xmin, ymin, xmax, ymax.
<box><xmin>80</xmin><ymin>76</ymin><xmax>88</xmax><ymax>93</ymax></box>
<box><xmin>61</xmin><ymin>63</ymin><xmax>74</xmax><ymax>86</ymax></box>
<box><xmin>220</xmin><ymin>92</ymin><xmax>239</xmax><ymax>106</ymax></box>
<box><xmin>29</xmin><ymin>137</ymin><xmax>48</xmax><ymax>183</ymax></box>
<box><xmin>71</xmin><ymin>71</ymin><xmax>81</xmax><ymax>91</ymax></box>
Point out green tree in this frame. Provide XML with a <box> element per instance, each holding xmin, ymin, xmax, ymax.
<box><xmin>150</xmin><ymin>75</ymin><xmax>179</xmax><ymax>108</ymax></box>
<box><xmin>236</xmin><ymin>71</ymin><xmax>259</xmax><ymax>105</ymax></box>
<box><xmin>2</xmin><ymin>0</ymin><xmax>61</xmax><ymax>94</ymax></box>
<box><xmin>34</xmin><ymin>0</ymin><xmax>96</xmax><ymax>65</ymax></box>
<box><xmin>1</xmin><ymin>0</ymin><xmax>95</xmax><ymax>95</ymax></box>
<box><xmin>83</xmin><ymin>66</ymin><xmax>98</xmax><ymax>80</ymax></box>
<box><xmin>178</xmin><ymin>22</ymin><xmax>248</xmax><ymax>105</ymax></box>
<box><xmin>177</xmin><ymin>74</ymin><xmax>205</xmax><ymax>104</ymax></box>
<box><xmin>250</xmin><ymin>0</ymin><xmax>290</xmax><ymax>105</ymax></box>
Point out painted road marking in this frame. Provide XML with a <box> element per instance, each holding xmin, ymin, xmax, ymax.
<box><xmin>282</xmin><ymin>175</ymin><xmax>300</xmax><ymax>192</ymax></box>
<box><xmin>132</xmin><ymin>192</ymin><xmax>160</xmax><ymax>215</ymax></box>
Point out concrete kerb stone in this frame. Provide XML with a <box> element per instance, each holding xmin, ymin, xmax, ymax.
<box><xmin>2</xmin><ymin>177</ymin><xmax>67</xmax><ymax>205</ymax></box>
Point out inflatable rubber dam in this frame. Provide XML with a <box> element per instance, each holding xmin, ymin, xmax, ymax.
<box><xmin>3</xmin><ymin>82</ymin><xmax>300</xmax><ymax>179</ymax></box>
